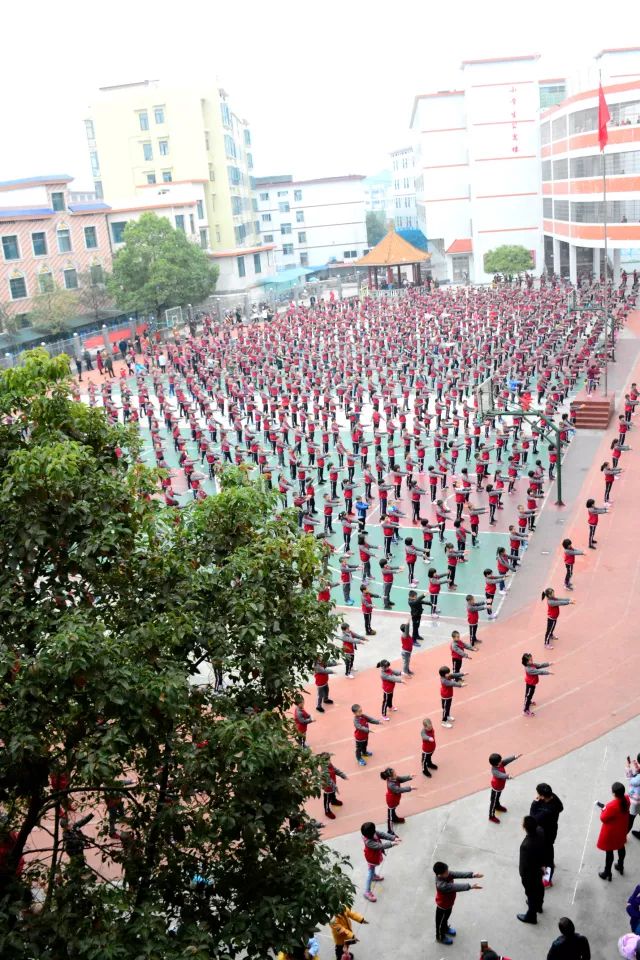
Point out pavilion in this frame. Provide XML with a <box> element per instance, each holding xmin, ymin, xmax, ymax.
<box><xmin>355</xmin><ymin>225</ymin><xmax>431</xmax><ymax>289</ymax></box>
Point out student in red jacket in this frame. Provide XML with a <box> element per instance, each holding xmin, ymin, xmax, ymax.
<box><xmin>540</xmin><ymin>587</ymin><xmax>574</xmax><ymax>648</ymax></box>
<box><xmin>361</xmin><ymin>820</ymin><xmax>400</xmax><ymax>903</ymax></box>
<box><xmin>380</xmin><ymin>767</ymin><xmax>414</xmax><ymax>834</ymax></box>
<box><xmin>313</xmin><ymin>658</ymin><xmax>336</xmax><ymax>712</ymax></box>
<box><xmin>488</xmin><ymin>752</ymin><xmax>522</xmax><ymax>823</ymax></box>
<box><xmin>597</xmin><ymin>781</ymin><xmax>631</xmax><ymax>880</ymax></box>
<box><xmin>433</xmin><ymin>861</ymin><xmax>483</xmax><ymax>945</ymax></box>
<box><xmin>293</xmin><ymin>695</ymin><xmax>314</xmax><ymax>747</ymax></box>
<box><xmin>340</xmin><ymin>623</ymin><xmax>366</xmax><ymax>676</ymax></box>
<box><xmin>439</xmin><ymin>665</ymin><xmax>466</xmax><ymax>727</ymax></box>
<box><xmin>377</xmin><ymin>659</ymin><xmax>403</xmax><ymax>719</ymax></box>
<box><xmin>561</xmin><ymin>539</ymin><xmax>584</xmax><ymax>590</ymax></box>
<box><xmin>600</xmin><ymin>461</ymin><xmax>622</xmax><ymax>503</ymax></box>
<box><xmin>421</xmin><ymin>717</ymin><xmax>437</xmax><ymax>777</ymax></box>
<box><xmin>466</xmin><ymin>595</ymin><xmax>486</xmax><ymax>646</ymax></box>
<box><xmin>522</xmin><ymin>653</ymin><xmax>553</xmax><ymax>717</ymax></box>
<box><xmin>399</xmin><ymin>623</ymin><xmax>415</xmax><ymax>677</ymax></box>
<box><xmin>320</xmin><ymin>753</ymin><xmax>348</xmax><ymax>820</ymax></box>
<box><xmin>428</xmin><ymin>567</ymin><xmax>449</xmax><ymax>618</ymax></box>
<box><xmin>352</xmin><ymin>703</ymin><xmax>380</xmax><ymax>765</ymax></box>
<box><xmin>451</xmin><ymin>629</ymin><xmax>475</xmax><ymax>673</ymax></box>
<box><xmin>586</xmin><ymin>498</ymin><xmax>608</xmax><ymax>549</ymax></box>
<box><xmin>360</xmin><ymin>584</ymin><xmax>379</xmax><ymax>636</ymax></box>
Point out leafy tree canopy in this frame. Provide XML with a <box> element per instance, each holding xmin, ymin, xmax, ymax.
<box><xmin>0</xmin><ymin>350</ymin><xmax>352</xmax><ymax>960</ymax></box>
<box><xmin>29</xmin><ymin>284</ymin><xmax>79</xmax><ymax>333</ymax></box>
<box><xmin>107</xmin><ymin>213</ymin><xmax>219</xmax><ymax>321</ymax></box>
<box><xmin>483</xmin><ymin>244</ymin><xmax>534</xmax><ymax>275</ymax></box>
<box><xmin>366</xmin><ymin>210</ymin><xmax>387</xmax><ymax>248</ymax></box>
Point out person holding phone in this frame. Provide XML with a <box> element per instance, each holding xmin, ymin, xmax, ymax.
<box><xmin>480</xmin><ymin>945</ymin><xmax>512</xmax><ymax>960</ymax></box>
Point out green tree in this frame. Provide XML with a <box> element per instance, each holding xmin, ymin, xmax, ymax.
<box><xmin>0</xmin><ymin>352</ymin><xmax>352</xmax><ymax>959</ymax></box>
<box><xmin>366</xmin><ymin>210</ymin><xmax>387</xmax><ymax>247</ymax></box>
<box><xmin>29</xmin><ymin>284</ymin><xmax>79</xmax><ymax>333</ymax></box>
<box><xmin>0</xmin><ymin>302</ymin><xmax>20</xmax><ymax>337</ymax></box>
<box><xmin>77</xmin><ymin>270</ymin><xmax>113</xmax><ymax>321</ymax></box>
<box><xmin>107</xmin><ymin>213</ymin><xmax>219</xmax><ymax>321</ymax></box>
<box><xmin>483</xmin><ymin>244</ymin><xmax>534</xmax><ymax>275</ymax></box>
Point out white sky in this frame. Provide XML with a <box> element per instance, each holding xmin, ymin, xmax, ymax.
<box><xmin>1</xmin><ymin>0</ymin><xmax>634</xmax><ymax>188</ymax></box>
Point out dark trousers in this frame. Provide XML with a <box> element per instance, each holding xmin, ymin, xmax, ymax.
<box><xmin>521</xmin><ymin>874</ymin><xmax>544</xmax><ymax>921</ymax></box>
<box><xmin>382</xmin><ymin>690</ymin><xmax>394</xmax><ymax>716</ymax></box>
<box><xmin>422</xmin><ymin>751</ymin><xmax>434</xmax><ymax>774</ymax></box>
<box><xmin>524</xmin><ymin>683</ymin><xmax>536</xmax><ymax>711</ymax></box>
<box><xmin>604</xmin><ymin>847</ymin><xmax>626</xmax><ymax>876</ymax></box>
<box><xmin>469</xmin><ymin>623</ymin><xmax>478</xmax><ymax>645</ymax></box>
<box><xmin>344</xmin><ymin>653</ymin><xmax>354</xmax><ymax>676</ymax></box>
<box><xmin>489</xmin><ymin>788</ymin><xmax>504</xmax><ymax>817</ymax></box>
<box><xmin>364</xmin><ymin>612</ymin><xmax>372</xmax><ymax>633</ymax></box>
<box><xmin>544</xmin><ymin>617</ymin><xmax>557</xmax><ymax>644</ymax></box>
<box><xmin>317</xmin><ymin>684</ymin><xmax>329</xmax><ymax>709</ymax></box>
<box><xmin>441</xmin><ymin>697</ymin><xmax>452</xmax><ymax>721</ymax></box>
<box><xmin>355</xmin><ymin>737</ymin><xmax>369</xmax><ymax>761</ymax></box>
<box><xmin>323</xmin><ymin>790</ymin><xmax>335</xmax><ymax>815</ymax></box>
<box><xmin>411</xmin><ymin>616</ymin><xmax>422</xmax><ymax>640</ymax></box>
<box><xmin>435</xmin><ymin>906</ymin><xmax>453</xmax><ymax>941</ymax></box>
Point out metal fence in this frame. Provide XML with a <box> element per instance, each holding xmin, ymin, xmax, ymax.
<box><xmin>0</xmin><ymin>316</ymin><xmax>148</xmax><ymax>371</ymax></box>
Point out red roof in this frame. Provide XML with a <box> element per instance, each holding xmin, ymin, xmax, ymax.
<box><xmin>446</xmin><ymin>238</ymin><xmax>473</xmax><ymax>254</ymax></box>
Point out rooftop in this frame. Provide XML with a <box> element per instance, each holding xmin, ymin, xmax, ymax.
<box><xmin>0</xmin><ymin>175</ymin><xmax>73</xmax><ymax>192</ymax></box>
<box><xmin>461</xmin><ymin>53</ymin><xmax>540</xmax><ymax>66</ymax></box>
<box><xmin>356</xmin><ymin>226</ymin><xmax>431</xmax><ymax>268</ymax></box>
<box><xmin>253</xmin><ymin>175</ymin><xmax>365</xmax><ymax>188</ymax></box>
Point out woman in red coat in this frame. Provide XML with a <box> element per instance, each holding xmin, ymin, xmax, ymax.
<box><xmin>597</xmin><ymin>781</ymin><xmax>630</xmax><ymax>880</ymax></box>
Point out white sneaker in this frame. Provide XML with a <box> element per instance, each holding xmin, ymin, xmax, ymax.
<box><xmin>345</xmin><ymin>674</ymin><xmax>354</xmax><ymax>679</ymax></box>
<box><xmin>441</xmin><ymin>721</ymin><xmax>453</xmax><ymax>728</ymax></box>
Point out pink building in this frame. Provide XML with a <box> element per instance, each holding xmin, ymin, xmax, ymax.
<box><xmin>0</xmin><ymin>175</ymin><xmax>112</xmax><ymax>324</ymax></box>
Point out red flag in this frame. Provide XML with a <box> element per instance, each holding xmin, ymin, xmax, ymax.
<box><xmin>598</xmin><ymin>83</ymin><xmax>610</xmax><ymax>151</ymax></box>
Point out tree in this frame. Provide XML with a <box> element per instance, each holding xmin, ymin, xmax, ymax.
<box><xmin>483</xmin><ymin>245</ymin><xmax>534</xmax><ymax>275</ymax></box>
<box><xmin>0</xmin><ymin>302</ymin><xmax>19</xmax><ymax>336</ymax></box>
<box><xmin>29</xmin><ymin>284</ymin><xmax>79</xmax><ymax>333</ymax></box>
<box><xmin>107</xmin><ymin>213</ymin><xmax>219</xmax><ymax>321</ymax></box>
<box><xmin>366</xmin><ymin>210</ymin><xmax>387</xmax><ymax>247</ymax></box>
<box><xmin>0</xmin><ymin>351</ymin><xmax>352</xmax><ymax>959</ymax></box>
<box><xmin>77</xmin><ymin>270</ymin><xmax>113</xmax><ymax>321</ymax></box>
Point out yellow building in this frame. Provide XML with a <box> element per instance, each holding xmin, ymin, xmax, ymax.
<box><xmin>85</xmin><ymin>80</ymin><xmax>273</xmax><ymax>294</ymax></box>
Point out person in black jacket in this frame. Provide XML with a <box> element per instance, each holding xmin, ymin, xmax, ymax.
<box><xmin>518</xmin><ymin>815</ymin><xmax>546</xmax><ymax>924</ymax></box>
<box><xmin>530</xmin><ymin>782</ymin><xmax>564</xmax><ymax>886</ymax></box>
<box><xmin>408</xmin><ymin>590</ymin><xmax>426</xmax><ymax>643</ymax></box>
<box><xmin>546</xmin><ymin>917</ymin><xmax>591</xmax><ymax>960</ymax></box>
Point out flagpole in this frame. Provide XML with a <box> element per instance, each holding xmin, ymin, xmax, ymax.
<box><xmin>600</xmin><ymin>70</ymin><xmax>609</xmax><ymax>397</ymax></box>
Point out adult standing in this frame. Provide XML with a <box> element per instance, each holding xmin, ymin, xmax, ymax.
<box><xmin>597</xmin><ymin>781</ymin><xmax>630</xmax><ymax>880</ymax></box>
<box><xmin>530</xmin><ymin>782</ymin><xmax>564</xmax><ymax>886</ymax></box>
<box><xmin>82</xmin><ymin>346</ymin><xmax>93</xmax><ymax>371</ymax></box>
<box><xmin>517</xmin><ymin>815</ymin><xmax>546</xmax><ymax>924</ymax></box>
<box><xmin>546</xmin><ymin>917</ymin><xmax>591</xmax><ymax>960</ymax></box>
<box><xmin>432</xmin><ymin>861</ymin><xmax>483</xmax><ymax>946</ymax></box>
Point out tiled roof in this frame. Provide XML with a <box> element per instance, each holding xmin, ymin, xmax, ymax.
<box><xmin>445</xmin><ymin>238</ymin><xmax>473</xmax><ymax>254</ymax></box>
<box><xmin>0</xmin><ymin>206</ymin><xmax>54</xmax><ymax>220</ymax></box>
<box><xmin>0</xmin><ymin>175</ymin><xmax>72</xmax><ymax>191</ymax></box>
<box><xmin>356</xmin><ymin>228</ymin><xmax>431</xmax><ymax>267</ymax></box>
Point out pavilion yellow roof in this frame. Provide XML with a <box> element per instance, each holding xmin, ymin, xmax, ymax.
<box><xmin>356</xmin><ymin>227</ymin><xmax>431</xmax><ymax>267</ymax></box>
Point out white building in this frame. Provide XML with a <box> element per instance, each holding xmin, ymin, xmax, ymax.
<box><xmin>411</xmin><ymin>55</ymin><xmax>567</xmax><ymax>283</ymax></box>
<box><xmin>390</xmin><ymin>147</ymin><xmax>418</xmax><ymax>230</ymax></box>
<box><xmin>254</xmin><ymin>175</ymin><xmax>367</xmax><ymax>270</ymax></box>
<box><xmin>363</xmin><ymin>170</ymin><xmax>394</xmax><ymax>222</ymax></box>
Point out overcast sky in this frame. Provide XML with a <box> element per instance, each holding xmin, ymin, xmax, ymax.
<box><xmin>1</xmin><ymin>0</ymin><xmax>633</xmax><ymax>189</ymax></box>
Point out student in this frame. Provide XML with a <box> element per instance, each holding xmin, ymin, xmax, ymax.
<box><xmin>420</xmin><ymin>518</ymin><xmax>439</xmax><ymax>559</ymax></box>
<box><xmin>421</xmin><ymin>718</ymin><xmax>437</xmax><ymax>777</ymax></box>
<box><xmin>351</xmin><ymin>703</ymin><xmax>380</xmax><ymax>765</ymax></box>
<box><xmin>451</xmin><ymin>629</ymin><xmax>475</xmax><ymax>673</ymax></box>
<box><xmin>360</xmin><ymin>584</ymin><xmax>378</xmax><ymax>636</ymax></box>
<box><xmin>444</xmin><ymin>542</ymin><xmax>465</xmax><ymax>589</ymax></box>
<box><xmin>400</xmin><ymin>623</ymin><xmax>415</xmax><ymax>677</ymax></box>
<box><xmin>408</xmin><ymin>589</ymin><xmax>427</xmax><ymax>643</ymax></box>
<box><xmin>586</xmin><ymin>498</ymin><xmax>608</xmax><ymax>549</ymax></box>
<box><xmin>404</xmin><ymin>537</ymin><xmax>425</xmax><ymax>586</ymax></box>
<box><xmin>601</xmin><ymin>461</ymin><xmax>622</xmax><ymax>503</ymax></box>
<box><xmin>329</xmin><ymin>907</ymin><xmax>369</xmax><ymax>960</ymax></box>
<box><xmin>522</xmin><ymin>653</ymin><xmax>553</xmax><ymax>717</ymax></box>
<box><xmin>428</xmin><ymin>567</ymin><xmax>449</xmax><ymax>618</ymax></box>
<box><xmin>540</xmin><ymin>587</ymin><xmax>574</xmax><ymax>648</ymax></box>
<box><xmin>313</xmin><ymin>658</ymin><xmax>336</xmax><ymax>712</ymax></box>
<box><xmin>357</xmin><ymin>533</ymin><xmax>377</xmax><ymax>580</ymax></box>
<box><xmin>488</xmin><ymin>751</ymin><xmax>522</xmax><ymax>823</ymax></box>
<box><xmin>293</xmin><ymin>695</ymin><xmax>314</xmax><ymax>747</ymax></box>
<box><xmin>483</xmin><ymin>568</ymin><xmax>504</xmax><ymax>619</ymax></box>
<box><xmin>320</xmin><ymin>754</ymin><xmax>348</xmax><ymax>820</ymax></box>
<box><xmin>439</xmin><ymin>665</ymin><xmax>466</xmax><ymax>727</ymax></box>
<box><xmin>466</xmin><ymin>595</ymin><xmax>486</xmax><ymax>646</ymax></box>
<box><xmin>339</xmin><ymin>555</ymin><xmax>359</xmax><ymax>606</ymax></box>
<box><xmin>562</xmin><ymin>539</ymin><xmax>584</xmax><ymax>590</ymax></box>
<box><xmin>596</xmin><ymin>781</ymin><xmax>630</xmax><ymax>880</ymax></box>
<box><xmin>432</xmin><ymin>861</ymin><xmax>483</xmax><ymax>945</ymax></box>
<box><xmin>380</xmin><ymin>767</ymin><xmax>414</xmax><ymax>834</ymax></box>
<box><xmin>340</xmin><ymin>623</ymin><xmax>366</xmax><ymax>677</ymax></box>
<box><xmin>377</xmin><ymin>659</ymin><xmax>403</xmax><ymax>719</ymax></box>
<box><xmin>379</xmin><ymin>558</ymin><xmax>402</xmax><ymax>609</ymax></box>
<box><xmin>361</xmin><ymin>821</ymin><xmax>400</xmax><ymax>903</ymax></box>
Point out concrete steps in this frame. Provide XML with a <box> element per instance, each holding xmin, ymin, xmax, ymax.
<box><xmin>570</xmin><ymin>394</ymin><xmax>615</xmax><ymax>429</ymax></box>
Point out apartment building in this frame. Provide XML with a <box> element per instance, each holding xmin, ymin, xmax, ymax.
<box><xmin>390</xmin><ymin>147</ymin><xmax>418</xmax><ymax>229</ymax></box>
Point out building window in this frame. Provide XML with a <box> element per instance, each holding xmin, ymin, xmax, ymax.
<box><xmin>395</xmin><ymin>198</ymin><xmax>401</xmax><ymax>208</ymax></box>
<box><xmin>64</xmin><ymin>268</ymin><xmax>78</xmax><ymax>290</ymax></box>
<box><xmin>138</xmin><ymin>111</ymin><xmax>149</xmax><ymax>131</ymax></box>
<box><xmin>159</xmin><ymin>139</ymin><xmax>169</xmax><ymax>156</ymax></box>
<box><xmin>294</xmin><ymin>189</ymin><xmax>302</xmax><ymax>202</ymax></box>
<box><xmin>56</xmin><ymin>228</ymin><xmax>72</xmax><ymax>253</ymax></box>
<box><xmin>247</xmin><ymin>152</ymin><xmax>253</xmax><ymax>170</ymax></box>
<box><xmin>552</xmin><ymin>158</ymin><xmax>568</xmax><ymax>180</ymax></box>
<box><xmin>244</xmin><ymin>129</ymin><xmax>251</xmax><ymax>146</ymax></box>
<box><xmin>227</xmin><ymin>166</ymin><xmax>241</xmax><ymax>186</ymax></box>
<box><xmin>280</xmin><ymin>223</ymin><xmax>292</xmax><ymax>235</ymax></box>
<box><xmin>569</xmin><ymin>106</ymin><xmax>598</xmax><ymax>135</ymax></box>
<box><xmin>277</xmin><ymin>190</ymin><xmax>288</xmax><ymax>197</ymax></box>
<box><xmin>231</xmin><ymin>196</ymin><xmax>243</xmax><ymax>215</ymax></box>
<box><xmin>300</xmin><ymin>252</ymin><xmax>309</xmax><ymax>266</ymax></box>
<box><xmin>279</xmin><ymin>202</ymin><xmax>290</xmax><ymax>213</ymax></box>
<box><xmin>215</xmin><ymin>225</ymin><xmax>221</xmax><ymax>242</ymax></box>
<box><xmin>90</xmin><ymin>151</ymin><xmax>100</xmax><ymax>177</ymax></box>
<box><xmin>90</xmin><ymin>264</ymin><xmax>104</xmax><ymax>285</ymax></box>
<box><xmin>344</xmin><ymin>251</ymin><xmax>352</xmax><ymax>259</ymax></box>
<box><xmin>237</xmin><ymin>256</ymin><xmax>246</xmax><ymax>278</ymax></box>
<box><xmin>51</xmin><ymin>192</ymin><xmax>65</xmax><ymax>212</ymax></box>
<box><xmin>9</xmin><ymin>276</ymin><xmax>27</xmax><ymax>300</ymax></box>
<box><xmin>85</xmin><ymin>118</ymin><xmax>95</xmax><ymax>140</ymax></box>
<box><xmin>32</xmin><ymin>232</ymin><xmax>47</xmax><ymax>257</ymax></box>
<box><xmin>540</xmin><ymin>121</ymin><xmax>551</xmax><ymax>147</ymax></box>
<box><xmin>298</xmin><ymin>231</ymin><xmax>306</xmax><ymax>243</ymax></box>
<box><xmin>84</xmin><ymin>226</ymin><xmax>98</xmax><ymax>249</ymax></box>
<box><xmin>145</xmin><ymin>172</ymin><xmax>156</xmax><ymax>184</ymax></box>
<box><xmin>253</xmin><ymin>253</ymin><xmax>261</xmax><ymax>274</ymax></box>
<box><xmin>551</xmin><ymin>115</ymin><xmax>567</xmax><ymax>140</ymax></box>
<box><xmin>259</xmin><ymin>192</ymin><xmax>269</xmax><ymax>201</ymax></box>
<box><xmin>543</xmin><ymin>198</ymin><xmax>553</xmax><ymax>218</ymax></box>
<box><xmin>224</xmin><ymin>134</ymin><xmax>237</xmax><ymax>159</ymax></box>
<box><xmin>263</xmin><ymin>233</ymin><xmax>274</xmax><ymax>242</ymax></box>
<box><xmin>199</xmin><ymin>228</ymin><xmax>208</xmax><ymax>249</ymax></box>
<box><xmin>142</xmin><ymin>142</ymin><xmax>153</xmax><ymax>161</ymax></box>
<box><xmin>296</xmin><ymin>209</ymin><xmax>304</xmax><ymax>222</ymax></box>
<box><xmin>111</xmin><ymin>221</ymin><xmax>127</xmax><ymax>244</ymax></box>
<box><xmin>162</xmin><ymin>170</ymin><xmax>172</xmax><ymax>182</ymax></box>
<box><xmin>2</xmin><ymin>235</ymin><xmax>20</xmax><ymax>260</ymax></box>
<box><xmin>220</xmin><ymin>101</ymin><xmax>231</xmax><ymax>128</ymax></box>
<box><xmin>208</xmin><ymin>164</ymin><xmax>215</xmax><ymax>182</ymax></box>
<box><xmin>175</xmin><ymin>214</ymin><xmax>185</xmax><ymax>232</ymax></box>
<box><xmin>553</xmin><ymin>200</ymin><xmax>570</xmax><ymax>221</ymax></box>
<box><xmin>282</xmin><ymin>244</ymin><xmax>294</xmax><ymax>256</ymax></box>
<box><xmin>262</xmin><ymin>213</ymin><xmax>272</xmax><ymax>223</ymax></box>
<box><xmin>38</xmin><ymin>272</ymin><xmax>54</xmax><ymax>293</ymax></box>
<box><xmin>541</xmin><ymin>160</ymin><xmax>552</xmax><ymax>182</ymax></box>
<box><xmin>94</xmin><ymin>181</ymin><xmax>104</xmax><ymax>199</ymax></box>
<box><xmin>154</xmin><ymin>105</ymin><xmax>165</xmax><ymax>124</ymax></box>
